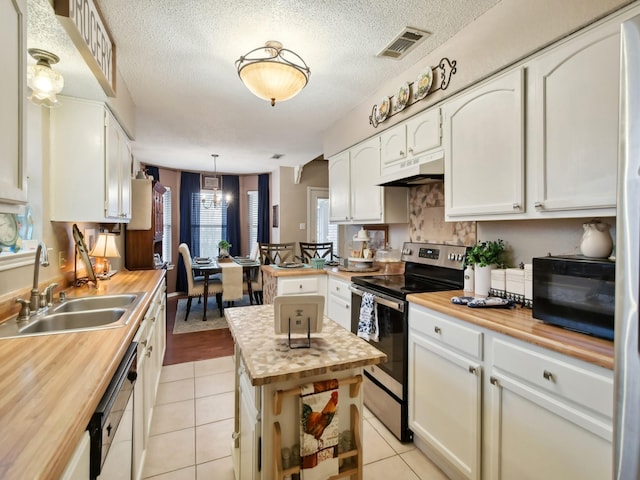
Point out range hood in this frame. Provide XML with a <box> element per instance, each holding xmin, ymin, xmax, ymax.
<box><xmin>376</xmin><ymin>149</ymin><xmax>444</xmax><ymax>187</ymax></box>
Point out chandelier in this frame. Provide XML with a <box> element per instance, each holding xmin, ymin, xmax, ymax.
<box><xmin>202</xmin><ymin>154</ymin><xmax>224</xmax><ymax>209</ymax></box>
<box><xmin>26</xmin><ymin>48</ymin><xmax>64</xmax><ymax>107</ymax></box>
<box><xmin>235</xmin><ymin>40</ymin><xmax>310</xmax><ymax>107</ymax></box>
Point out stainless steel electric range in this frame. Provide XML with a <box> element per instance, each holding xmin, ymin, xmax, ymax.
<box><xmin>350</xmin><ymin>242</ymin><xmax>468</xmax><ymax>442</ymax></box>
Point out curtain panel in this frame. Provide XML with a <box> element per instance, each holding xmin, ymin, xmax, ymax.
<box><xmin>176</xmin><ymin>171</ymin><xmax>202</xmax><ymax>293</ymax></box>
<box><xmin>257</xmin><ymin>173</ymin><xmax>270</xmax><ymax>243</ymax></box>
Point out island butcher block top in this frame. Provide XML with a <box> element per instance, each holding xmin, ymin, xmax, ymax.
<box><xmin>225</xmin><ymin>304</ymin><xmax>386</xmax><ymax>386</ymax></box>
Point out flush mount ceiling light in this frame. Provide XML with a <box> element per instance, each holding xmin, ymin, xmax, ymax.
<box><xmin>236</xmin><ymin>40</ymin><xmax>310</xmax><ymax>107</ymax></box>
<box><xmin>26</xmin><ymin>48</ymin><xmax>64</xmax><ymax>108</ymax></box>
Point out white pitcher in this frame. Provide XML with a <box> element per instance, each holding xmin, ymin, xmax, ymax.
<box><xmin>580</xmin><ymin>220</ymin><xmax>613</xmax><ymax>258</ymax></box>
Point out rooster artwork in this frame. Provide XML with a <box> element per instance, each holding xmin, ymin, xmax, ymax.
<box><xmin>300</xmin><ymin>379</ymin><xmax>340</xmax><ymax>476</ymax></box>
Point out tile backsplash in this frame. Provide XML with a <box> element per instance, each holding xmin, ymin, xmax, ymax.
<box><xmin>409</xmin><ymin>183</ymin><xmax>475</xmax><ymax>246</ymax></box>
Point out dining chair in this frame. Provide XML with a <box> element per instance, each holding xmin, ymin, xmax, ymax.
<box><xmin>246</xmin><ymin>243</ymin><xmax>263</xmax><ymax>304</ymax></box>
<box><xmin>299</xmin><ymin>242</ymin><xmax>335</xmax><ymax>264</ymax></box>
<box><xmin>178</xmin><ymin>243</ymin><xmax>223</xmax><ymax>320</ymax></box>
<box><xmin>258</xmin><ymin>242</ymin><xmax>296</xmax><ymax>265</ymax></box>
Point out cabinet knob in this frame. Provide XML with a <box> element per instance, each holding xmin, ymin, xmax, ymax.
<box><xmin>543</xmin><ymin>370</ymin><xmax>554</xmax><ymax>381</ymax></box>
<box><xmin>399</xmin><ymin>150</ymin><xmax>405</xmax><ymax>156</ymax></box>
<box><xmin>146</xmin><ymin>345</ymin><xmax>153</xmax><ymax>357</ymax></box>
<box><xmin>534</xmin><ymin>201</ymin><xmax>544</xmax><ymax>209</ymax></box>
<box><xmin>490</xmin><ymin>376</ymin><xmax>499</xmax><ymax>386</ymax></box>
<box><xmin>299</xmin><ymin>284</ymin><xmax>303</xmax><ymax>289</ymax></box>
<box><xmin>408</xmin><ymin>148</ymin><xmax>414</xmax><ymax>154</ymax></box>
<box><xmin>468</xmin><ymin>366</ymin><xmax>477</xmax><ymax>374</ymax></box>
<box><xmin>434</xmin><ymin>326</ymin><xmax>442</xmax><ymax>334</ymax></box>
<box><xmin>512</xmin><ymin>203</ymin><xmax>521</xmax><ymax>210</ymax></box>
<box><xmin>345</xmin><ymin>304</ymin><xmax>349</xmax><ymax>309</ymax></box>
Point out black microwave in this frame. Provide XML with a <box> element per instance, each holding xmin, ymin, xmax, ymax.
<box><xmin>532</xmin><ymin>255</ymin><xmax>615</xmax><ymax>340</ymax></box>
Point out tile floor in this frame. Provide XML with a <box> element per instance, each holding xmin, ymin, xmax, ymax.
<box><xmin>142</xmin><ymin>356</ymin><xmax>450</xmax><ymax>480</ymax></box>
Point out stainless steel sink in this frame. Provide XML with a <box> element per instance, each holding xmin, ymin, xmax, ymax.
<box><xmin>0</xmin><ymin>292</ymin><xmax>145</xmax><ymax>339</ymax></box>
<box><xmin>52</xmin><ymin>294</ymin><xmax>141</xmax><ymax>313</ymax></box>
<box><xmin>19</xmin><ymin>309</ymin><xmax>126</xmax><ymax>334</ymax></box>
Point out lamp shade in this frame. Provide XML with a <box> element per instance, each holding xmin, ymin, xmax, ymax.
<box><xmin>89</xmin><ymin>233</ymin><xmax>121</xmax><ymax>258</ymax></box>
<box><xmin>236</xmin><ymin>41</ymin><xmax>310</xmax><ymax>106</ymax></box>
<box><xmin>27</xmin><ymin>49</ymin><xmax>64</xmax><ymax>108</ymax></box>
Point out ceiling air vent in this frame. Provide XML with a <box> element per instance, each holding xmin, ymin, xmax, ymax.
<box><xmin>378</xmin><ymin>27</ymin><xmax>430</xmax><ymax>59</ymax></box>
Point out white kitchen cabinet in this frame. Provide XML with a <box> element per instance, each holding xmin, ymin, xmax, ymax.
<box><xmin>0</xmin><ymin>0</ymin><xmax>27</xmax><ymax>208</ymax></box>
<box><xmin>50</xmin><ymin>96</ymin><xmax>132</xmax><ymax>222</ymax></box>
<box><xmin>327</xmin><ymin>276</ymin><xmax>352</xmax><ymax>330</ymax></box>
<box><xmin>408</xmin><ymin>304</ymin><xmax>482</xmax><ymax>480</ymax></box>
<box><xmin>133</xmin><ymin>282</ymin><xmax>166</xmax><ymax>480</ymax></box>
<box><xmin>487</xmin><ymin>337</ymin><xmax>613</xmax><ymax>480</ymax></box>
<box><xmin>380</xmin><ymin>107</ymin><xmax>441</xmax><ymax>174</ymax></box>
<box><xmin>277</xmin><ymin>274</ymin><xmax>328</xmax><ymax>312</ymax></box>
<box><xmin>238</xmin><ymin>359</ymin><xmax>261</xmax><ymax>480</ymax></box>
<box><xmin>443</xmin><ymin>68</ymin><xmax>525</xmax><ymax>219</ymax></box>
<box><xmin>60</xmin><ymin>430</ymin><xmax>90</xmax><ymax>480</ymax></box>
<box><xmin>329</xmin><ymin>137</ymin><xmax>407</xmax><ymax>224</ymax></box>
<box><xmin>528</xmin><ymin>18</ymin><xmax>620</xmax><ymax>215</ymax></box>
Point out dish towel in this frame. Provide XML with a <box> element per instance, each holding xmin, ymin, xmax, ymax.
<box><xmin>220</xmin><ymin>262</ymin><xmax>243</xmax><ymax>302</ymax></box>
<box><xmin>300</xmin><ymin>379</ymin><xmax>340</xmax><ymax>480</ymax></box>
<box><xmin>357</xmin><ymin>292</ymin><xmax>379</xmax><ymax>342</ymax></box>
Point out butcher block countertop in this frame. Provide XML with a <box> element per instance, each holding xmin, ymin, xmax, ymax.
<box><xmin>0</xmin><ymin>269</ymin><xmax>165</xmax><ymax>480</ymax></box>
<box><xmin>262</xmin><ymin>263</ymin><xmax>404</xmax><ymax>281</ymax></box>
<box><xmin>225</xmin><ymin>304</ymin><xmax>386</xmax><ymax>386</ymax></box>
<box><xmin>407</xmin><ymin>290</ymin><xmax>614</xmax><ymax>370</ymax></box>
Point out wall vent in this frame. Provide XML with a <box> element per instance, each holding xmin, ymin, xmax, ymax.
<box><xmin>377</xmin><ymin>27</ymin><xmax>430</xmax><ymax>59</ymax></box>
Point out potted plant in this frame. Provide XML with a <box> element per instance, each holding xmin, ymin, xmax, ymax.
<box><xmin>465</xmin><ymin>239</ymin><xmax>506</xmax><ymax>296</ymax></box>
<box><xmin>218</xmin><ymin>240</ymin><xmax>231</xmax><ymax>258</ymax></box>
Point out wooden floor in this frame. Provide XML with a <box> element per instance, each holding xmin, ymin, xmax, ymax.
<box><xmin>163</xmin><ymin>294</ymin><xmax>235</xmax><ymax>365</ymax></box>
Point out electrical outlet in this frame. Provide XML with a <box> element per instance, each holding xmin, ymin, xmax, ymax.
<box><xmin>58</xmin><ymin>251</ymin><xmax>67</xmax><ymax>269</ymax></box>
<box><xmin>299</xmin><ymin>223</ymin><xmax>306</xmax><ymax>230</ymax></box>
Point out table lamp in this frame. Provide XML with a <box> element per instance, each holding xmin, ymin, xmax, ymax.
<box><xmin>89</xmin><ymin>233</ymin><xmax>120</xmax><ymax>279</ymax></box>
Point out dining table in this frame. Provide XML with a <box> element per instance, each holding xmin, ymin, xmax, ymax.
<box><xmin>192</xmin><ymin>256</ymin><xmax>261</xmax><ymax>320</ymax></box>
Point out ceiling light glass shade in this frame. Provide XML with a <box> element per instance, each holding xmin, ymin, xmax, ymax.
<box><xmin>27</xmin><ymin>49</ymin><xmax>64</xmax><ymax>108</ymax></box>
<box><xmin>236</xmin><ymin>41</ymin><xmax>310</xmax><ymax>106</ymax></box>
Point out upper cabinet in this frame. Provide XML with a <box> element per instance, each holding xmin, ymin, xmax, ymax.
<box><xmin>329</xmin><ymin>137</ymin><xmax>407</xmax><ymax>224</ymax></box>
<box><xmin>528</xmin><ymin>19</ymin><xmax>620</xmax><ymax>215</ymax></box>
<box><xmin>0</xmin><ymin>0</ymin><xmax>27</xmax><ymax>208</ymax></box>
<box><xmin>380</xmin><ymin>107</ymin><xmax>442</xmax><ymax>177</ymax></box>
<box><xmin>443</xmin><ymin>68</ymin><xmax>525</xmax><ymax>219</ymax></box>
<box><xmin>50</xmin><ymin>97</ymin><xmax>132</xmax><ymax>223</ymax></box>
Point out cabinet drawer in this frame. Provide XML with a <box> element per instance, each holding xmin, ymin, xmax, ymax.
<box><xmin>328</xmin><ymin>277</ymin><xmax>351</xmax><ymax>302</ymax></box>
<box><xmin>409</xmin><ymin>305</ymin><xmax>483</xmax><ymax>360</ymax></box>
<box><xmin>492</xmin><ymin>338</ymin><xmax>613</xmax><ymax>418</ymax></box>
<box><xmin>279</xmin><ymin>277</ymin><xmax>320</xmax><ymax>295</ymax></box>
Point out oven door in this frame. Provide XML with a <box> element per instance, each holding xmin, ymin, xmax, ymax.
<box><xmin>350</xmin><ymin>285</ymin><xmax>406</xmax><ymax>390</ymax></box>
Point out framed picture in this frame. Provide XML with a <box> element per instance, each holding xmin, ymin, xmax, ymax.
<box><xmin>202</xmin><ymin>175</ymin><xmax>220</xmax><ymax>190</ymax></box>
<box><xmin>364</xmin><ymin>224</ymin><xmax>388</xmax><ymax>251</ymax></box>
<box><xmin>272</xmin><ymin>205</ymin><xmax>279</xmax><ymax>228</ymax></box>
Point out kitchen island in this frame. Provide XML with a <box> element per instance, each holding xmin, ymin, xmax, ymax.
<box><xmin>225</xmin><ymin>304</ymin><xmax>386</xmax><ymax>480</ymax></box>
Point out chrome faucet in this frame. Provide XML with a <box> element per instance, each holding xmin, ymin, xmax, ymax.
<box><xmin>29</xmin><ymin>242</ymin><xmax>50</xmax><ymax>311</ymax></box>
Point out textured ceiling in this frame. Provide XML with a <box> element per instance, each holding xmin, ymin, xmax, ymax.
<box><xmin>27</xmin><ymin>0</ymin><xmax>501</xmax><ymax>175</ymax></box>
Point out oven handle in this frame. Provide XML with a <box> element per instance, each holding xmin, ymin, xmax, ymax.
<box><xmin>350</xmin><ymin>285</ymin><xmax>405</xmax><ymax>312</ymax></box>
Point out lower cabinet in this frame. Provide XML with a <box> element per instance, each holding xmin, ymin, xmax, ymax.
<box><xmin>408</xmin><ymin>304</ymin><xmax>483</xmax><ymax>480</ymax></box>
<box><xmin>408</xmin><ymin>303</ymin><xmax>613</xmax><ymax>480</ymax></box>
<box><xmin>133</xmin><ymin>282</ymin><xmax>167</xmax><ymax>480</ymax></box>
<box><xmin>487</xmin><ymin>338</ymin><xmax>613</xmax><ymax>480</ymax></box>
<box><xmin>238</xmin><ymin>359</ymin><xmax>261</xmax><ymax>480</ymax></box>
<box><xmin>327</xmin><ymin>277</ymin><xmax>351</xmax><ymax>330</ymax></box>
<box><xmin>60</xmin><ymin>431</ymin><xmax>91</xmax><ymax>480</ymax></box>
<box><xmin>276</xmin><ymin>275</ymin><xmax>328</xmax><ymax>311</ymax></box>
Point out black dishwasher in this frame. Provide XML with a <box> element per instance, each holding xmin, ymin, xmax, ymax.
<box><xmin>87</xmin><ymin>342</ymin><xmax>137</xmax><ymax>479</ymax></box>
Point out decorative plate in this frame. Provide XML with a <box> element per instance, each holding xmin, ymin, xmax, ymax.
<box><xmin>394</xmin><ymin>82</ymin><xmax>410</xmax><ymax>112</ymax></box>
<box><xmin>0</xmin><ymin>213</ymin><xmax>19</xmax><ymax>247</ymax></box>
<box><xmin>413</xmin><ymin>67</ymin><xmax>433</xmax><ymax>101</ymax></box>
<box><xmin>376</xmin><ymin>97</ymin><xmax>390</xmax><ymax>123</ymax></box>
<box><xmin>279</xmin><ymin>262</ymin><xmax>305</xmax><ymax>268</ymax></box>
